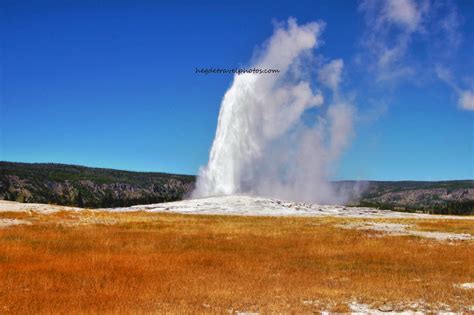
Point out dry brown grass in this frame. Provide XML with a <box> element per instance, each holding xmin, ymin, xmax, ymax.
<box><xmin>413</xmin><ymin>219</ymin><xmax>474</xmax><ymax>235</ymax></box>
<box><xmin>0</xmin><ymin>211</ymin><xmax>473</xmax><ymax>314</ymax></box>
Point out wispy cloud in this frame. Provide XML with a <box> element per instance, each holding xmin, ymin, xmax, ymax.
<box><xmin>358</xmin><ymin>0</ymin><xmax>472</xmax><ymax>111</ymax></box>
<box><xmin>433</xmin><ymin>0</ymin><xmax>463</xmax><ymax>50</ymax></box>
<box><xmin>358</xmin><ymin>0</ymin><xmax>429</xmax><ymax>82</ymax></box>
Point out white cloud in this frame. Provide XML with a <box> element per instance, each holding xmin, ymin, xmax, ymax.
<box><xmin>383</xmin><ymin>0</ymin><xmax>421</xmax><ymax>30</ymax></box>
<box><xmin>318</xmin><ymin>59</ymin><xmax>344</xmax><ymax>91</ymax></box>
<box><xmin>435</xmin><ymin>65</ymin><xmax>474</xmax><ymax>111</ymax></box>
<box><xmin>459</xmin><ymin>90</ymin><xmax>474</xmax><ymax>111</ymax></box>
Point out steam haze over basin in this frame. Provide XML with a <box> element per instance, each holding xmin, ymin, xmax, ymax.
<box><xmin>193</xmin><ymin>19</ymin><xmax>356</xmax><ymax>204</ymax></box>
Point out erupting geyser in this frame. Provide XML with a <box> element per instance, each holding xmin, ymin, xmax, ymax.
<box><xmin>193</xmin><ymin>18</ymin><xmax>355</xmax><ymax>204</ymax></box>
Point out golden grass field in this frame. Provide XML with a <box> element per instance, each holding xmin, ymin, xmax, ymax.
<box><xmin>0</xmin><ymin>210</ymin><xmax>473</xmax><ymax>314</ymax></box>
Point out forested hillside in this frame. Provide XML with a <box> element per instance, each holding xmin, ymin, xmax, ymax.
<box><xmin>0</xmin><ymin>162</ymin><xmax>195</xmax><ymax>208</ymax></box>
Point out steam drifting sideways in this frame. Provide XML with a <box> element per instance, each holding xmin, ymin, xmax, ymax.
<box><xmin>193</xmin><ymin>18</ymin><xmax>355</xmax><ymax>204</ymax></box>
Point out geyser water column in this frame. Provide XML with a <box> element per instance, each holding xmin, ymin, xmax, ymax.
<box><xmin>193</xmin><ymin>18</ymin><xmax>354</xmax><ymax>203</ymax></box>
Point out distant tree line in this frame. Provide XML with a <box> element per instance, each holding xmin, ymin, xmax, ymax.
<box><xmin>3</xmin><ymin>189</ymin><xmax>185</xmax><ymax>208</ymax></box>
<box><xmin>428</xmin><ymin>200</ymin><xmax>474</xmax><ymax>215</ymax></box>
<box><xmin>358</xmin><ymin>200</ymin><xmax>474</xmax><ymax>215</ymax></box>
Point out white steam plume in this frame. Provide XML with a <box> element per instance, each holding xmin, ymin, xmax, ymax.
<box><xmin>193</xmin><ymin>18</ymin><xmax>355</xmax><ymax>204</ymax></box>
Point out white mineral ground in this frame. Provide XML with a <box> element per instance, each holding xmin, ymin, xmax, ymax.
<box><xmin>109</xmin><ymin>195</ymin><xmax>473</xmax><ymax>222</ymax></box>
<box><xmin>1</xmin><ymin>196</ymin><xmax>472</xmax><ymax>241</ymax></box>
<box><xmin>1</xmin><ymin>195</ymin><xmax>472</xmax><ymax>219</ymax></box>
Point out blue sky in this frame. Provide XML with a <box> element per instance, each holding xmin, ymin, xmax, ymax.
<box><xmin>1</xmin><ymin>0</ymin><xmax>473</xmax><ymax>180</ymax></box>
